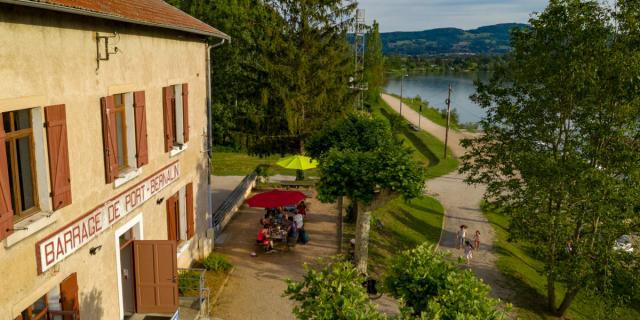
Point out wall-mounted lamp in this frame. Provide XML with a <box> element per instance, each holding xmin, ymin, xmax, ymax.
<box><xmin>156</xmin><ymin>197</ymin><xmax>165</xmax><ymax>205</ymax></box>
<box><xmin>89</xmin><ymin>245</ymin><xmax>102</xmax><ymax>255</ymax></box>
<box><xmin>95</xmin><ymin>32</ymin><xmax>121</xmax><ymax>73</ymax></box>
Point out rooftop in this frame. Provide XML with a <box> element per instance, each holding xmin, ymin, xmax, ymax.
<box><xmin>2</xmin><ymin>0</ymin><xmax>229</xmax><ymax>39</ymax></box>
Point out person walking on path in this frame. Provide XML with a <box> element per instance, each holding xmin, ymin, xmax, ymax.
<box><xmin>464</xmin><ymin>240</ymin><xmax>474</xmax><ymax>266</ymax></box>
<box><xmin>473</xmin><ymin>230</ymin><xmax>481</xmax><ymax>251</ymax></box>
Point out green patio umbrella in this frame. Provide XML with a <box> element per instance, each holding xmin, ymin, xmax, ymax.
<box><xmin>276</xmin><ymin>155</ymin><xmax>318</xmax><ymax>170</ymax></box>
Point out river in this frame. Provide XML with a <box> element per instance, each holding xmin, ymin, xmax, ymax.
<box><xmin>384</xmin><ymin>72</ymin><xmax>489</xmax><ymax>124</ymax></box>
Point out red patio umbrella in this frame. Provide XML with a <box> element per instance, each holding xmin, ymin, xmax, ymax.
<box><xmin>246</xmin><ymin>189</ymin><xmax>307</xmax><ymax>208</ymax></box>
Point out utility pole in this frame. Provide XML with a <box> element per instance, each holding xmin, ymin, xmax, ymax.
<box><xmin>444</xmin><ymin>83</ymin><xmax>452</xmax><ymax>159</ymax></box>
<box><xmin>399</xmin><ymin>73</ymin><xmax>407</xmax><ymax>116</ymax></box>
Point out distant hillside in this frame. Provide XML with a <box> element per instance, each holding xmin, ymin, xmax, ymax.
<box><xmin>380</xmin><ymin>23</ymin><xmax>528</xmax><ymax>56</ymax></box>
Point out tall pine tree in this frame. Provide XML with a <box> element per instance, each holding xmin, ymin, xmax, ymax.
<box><xmin>364</xmin><ymin>20</ymin><xmax>384</xmax><ymax>104</ymax></box>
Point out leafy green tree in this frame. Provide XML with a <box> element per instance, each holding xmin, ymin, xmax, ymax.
<box><xmin>385</xmin><ymin>244</ymin><xmax>508</xmax><ymax>319</ymax></box>
<box><xmin>284</xmin><ymin>259</ymin><xmax>386</xmax><ymax>319</ymax></box>
<box><xmin>460</xmin><ymin>0</ymin><xmax>640</xmax><ymax>316</ymax></box>
<box><xmin>262</xmin><ymin>0</ymin><xmax>357</xmax><ymax>153</ymax></box>
<box><xmin>318</xmin><ymin>144</ymin><xmax>425</xmax><ymax>273</ymax></box>
<box><xmin>365</xmin><ymin>20</ymin><xmax>384</xmax><ymax>103</ymax></box>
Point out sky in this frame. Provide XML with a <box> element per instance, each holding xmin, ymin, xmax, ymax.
<box><xmin>356</xmin><ymin>0</ymin><xmax>549</xmax><ymax>32</ymax></box>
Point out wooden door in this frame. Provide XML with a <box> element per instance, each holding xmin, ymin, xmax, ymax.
<box><xmin>133</xmin><ymin>240</ymin><xmax>178</xmax><ymax>314</ymax></box>
<box><xmin>59</xmin><ymin>273</ymin><xmax>79</xmax><ymax>320</ymax></box>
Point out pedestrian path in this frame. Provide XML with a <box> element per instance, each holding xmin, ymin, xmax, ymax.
<box><xmin>382</xmin><ymin>93</ymin><xmax>514</xmax><ymax>300</ymax></box>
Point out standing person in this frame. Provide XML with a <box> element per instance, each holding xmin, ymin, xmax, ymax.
<box><xmin>456</xmin><ymin>225</ymin><xmax>467</xmax><ymax>249</ymax></box>
<box><xmin>464</xmin><ymin>240</ymin><xmax>474</xmax><ymax>266</ymax></box>
<box><xmin>473</xmin><ymin>230</ymin><xmax>481</xmax><ymax>251</ymax></box>
<box><xmin>297</xmin><ymin>201</ymin><xmax>307</xmax><ymax>216</ymax></box>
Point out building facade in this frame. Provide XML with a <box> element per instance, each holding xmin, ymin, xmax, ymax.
<box><xmin>0</xmin><ymin>1</ymin><xmax>227</xmax><ymax>318</ymax></box>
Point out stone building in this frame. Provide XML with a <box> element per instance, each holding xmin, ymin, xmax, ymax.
<box><xmin>0</xmin><ymin>1</ymin><xmax>228</xmax><ymax>318</ymax></box>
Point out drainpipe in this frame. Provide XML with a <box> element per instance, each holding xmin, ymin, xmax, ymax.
<box><xmin>206</xmin><ymin>38</ymin><xmax>226</xmax><ymax>232</ymax></box>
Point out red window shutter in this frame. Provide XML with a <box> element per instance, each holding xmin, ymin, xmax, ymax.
<box><xmin>101</xmin><ymin>96</ymin><xmax>119</xmax><ymax>183</ymax></box>
<box><xmin>166</xmin><ymin>196</ymin><xmax>178</xmax><ymax>241</ymax></box>
<box><xmin>186</xmin><ymin>183</ymin><xmax>194</xmax><ymax>239</ymax></box>
<box><xmin>0</xmin><ymin>114</ymin><xmax>14</xmax><ymax>240</ymax></box>
<box><xmin>45</xmin><ymin>105</ymin><xmax>72</xmax><ymax>211</ymax></box>
<box><xmin>162</xmin><ymin>86</ymin><xmax>174</xmax><ymax>152</ymax></box>
<box><xmin>182</xmin><ymin>83</ymin><xmax>189</xmax><ymax>143</ymax></box>
<box><xmin>59</xmin><ymin>272</ymin><xmax>80</xmax><ymax>320</ymax></box>
<box><xmin>133</xmin><ymin>91</ymin><xmax>149</xmax><ymax>167</ymax></box>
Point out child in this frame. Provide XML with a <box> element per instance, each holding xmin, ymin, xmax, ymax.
<box><xmin>256</xmin><ymin>224</ymin><xmax>273</xmax><ymax>252</ymax></box>
<box><xmin>464</xmin><ymin>240</ymin><xmax>474</xmax><ymax>265</ymax></box>
<box><xmin>473</xmin><ymin>230</ymin><xmax>480</xmax><ymax>251</ymax></box>
<box><xmin>456</xmin><ymin>225</ymin><xmax>467</xmax><ymax>249</ymax></box>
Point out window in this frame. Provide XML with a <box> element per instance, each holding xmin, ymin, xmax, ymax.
<box><xmin>113</xmin><ymin>94</ymin><xmax>128</xmax><ymax>170</ymax></box>
<box><xmin>101</xmin><ymin>91</ymin><xmax>148</xmax><ymax>184</ymax></box>
<box><xmin>162</xmin><ymin>84</ymin><xmax>189</xmax><ymax>153</ymax></box>
<box><xmin>166</xmin><ymin>183</ymin><xmax>194</xmax><ymax>242</ymax></box>
<box><xmin>15</xmin><ymin>273</ymin><xmax>79</xmax><ymax>320</ymax></box>
<box><xmin>2</xmin><ymin>110</ymin><xmax>39</xmax><ymax>220</ymax></box>
<box><xmin>0</xmin><ymin>105</ymin><xmax>72</xmax><ymax>243</ymax></box>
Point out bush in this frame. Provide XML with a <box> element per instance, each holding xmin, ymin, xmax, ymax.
<box><xmin>385</xmin><ymin>243</ymin><xmax>508</xmax><ymax>319</ymax></box>
<box><xmin>202</xmin><ymin>253</ymin><xmax>232</xmax><ymax>272</ymax></box>
<box><xmin>284</xmin><ymin>259</ymin><xmax>385</xmax><ymax>319</ymax></box>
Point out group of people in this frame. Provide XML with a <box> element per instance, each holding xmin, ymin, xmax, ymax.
<box><xmin>256</xmin><ymin>201</ymin><xmax>308</xmax><ymax>253</ymax></box>
<box><xmin>456</xmin><ymin>224</ymin><xmax>480</xmax><ymax>265</ymax></box>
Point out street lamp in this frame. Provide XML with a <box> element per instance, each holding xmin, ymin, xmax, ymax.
<box><xmin>399</xmin><ymin>74</ymin><xmax>408</xmax><ymax>116</ymax></box>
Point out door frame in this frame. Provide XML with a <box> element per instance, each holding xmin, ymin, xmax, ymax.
<box><xmin>114</xmin><ymin>213</ymin><xmax>143</xmax><ymax>320</ymax></box>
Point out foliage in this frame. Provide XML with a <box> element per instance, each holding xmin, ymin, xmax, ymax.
<box><xmin>438</xmin><ymin>108</ymin><xmax>458</xmax><ymax>127</ymax></box>
<box><xmin>178</xmin><ymin>270</ymin><xmax>201</xmax><ymax>295</ymax></box>
<box><xmin>201</xmin><ymin>253</ymin><xmax>232</xmax><ymax>272</ymax></box>
<box><xmin>211</xmin><ymin>152</ymin><xmax>319</xmax><ymax>176</ymax></box>
<box><xmin>365</xmin><ymin>20</ymin><xmax>385</xmax><ymax>102</ymax></box>
<box><xmin>171</xmin><ymin>0</ymin><xmax>357</xmax><ymax>154</ymax></box>
<box><xmin>283</xmin><ymin>259</ymin><xmax>385</xmax><ymax>319</ymax></box>
<box><xmin>460</xmin><ymin>0</ymin><xmax>640</xmax><ymax>316</ymax></box>
<box><xmin>317</xmin><ymin>145</ymin><xmax>425</xmax><ymax>205</ymax></box>
<box><xmin>385</xmin><ymin>244</ymin><xmax>508</xmax><ymax>319</ymax></box>
<box><xmin>380</xmin><ymin>23</ymin><xmax>527</xmax><ymax>56</ymax></box>
<box><xmin>306</xmin><ymin>112</ymin><xmax>394</xmax><ymax>160</ymax></box>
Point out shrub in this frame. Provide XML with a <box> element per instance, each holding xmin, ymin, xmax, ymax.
<box><xmin>385</xmin><ymin>243</ymin><xmax>509</xmax><ymax>319</ymax></box>
<box><xmin>178</xmin><ymin>270</ymin><xmax>200</xmax><ymax>295</ymax></box>
<box><xmin>284</xmin><ymin>259</ymin><xmax>385</xmax><ymax>319</ymax></box>
<box><xmin>202</xmin><ymin>253</ymin><xmax>232</xmax><ymax>272</ymax></box>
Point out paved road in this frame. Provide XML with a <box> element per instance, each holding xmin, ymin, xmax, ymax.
<box><xmin>382</xmin><ymin>93</ymin><xmax>514</xmax><ymax>300</ymax></box>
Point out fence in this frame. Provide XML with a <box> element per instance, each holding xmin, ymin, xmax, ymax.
<box><xmin>178</xmin><ymin>268</ymin><xmax>210</xmax><ymax>319</ymax></box>
<box><xmin>212</xmin><ymin>173</ymin><xmax>257</xmax><ymax>232</ymax></box>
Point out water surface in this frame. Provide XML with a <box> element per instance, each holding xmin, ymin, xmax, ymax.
<box><xmin>385</xmin><ymin>73</ymin><xmax>488</xmax><ymax>124</ymax></box>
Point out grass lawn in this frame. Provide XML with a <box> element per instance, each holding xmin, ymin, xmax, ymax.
<box><xmin>485</xmin><ymin>206</ymin><xmax>640</xmax><ymax>320</ymax></box>
<box><xmin>374</xmin><ymin>98</ymin><xmax>459</xmax><ymax>179</ymax></box>
<box><xmin>368</xmin><ymin>196</ymin><xmax>444</xmax><ymax>276</ymax></box>
<box><xmin>211</xmin><ymin>152</ymin><xmax>318</xmax><ymax>177</ymax></box>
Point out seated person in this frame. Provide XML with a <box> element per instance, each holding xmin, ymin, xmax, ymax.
<box><xmin>294</xmin><ymin>211</ymin><xmax>304</xmax><ymax>230</ymax></box>
<box><xmin>275</xmin><ymin>209</ymin><xmax>284</xmax><ymax>224</ymax></box>
<box><xmin>287</xmin><ymin>216</ymin><xmax>299</xmax><ymax>245</ymax></box>
<box><xmin>297</xmin><ymin>201</ymin><xmax>307</xmax><ymax>216</ymax></box>
<box><xmin>256</xmin><ymin>224</ymin><xmax>273</xmax><ymax>252</ymax></box>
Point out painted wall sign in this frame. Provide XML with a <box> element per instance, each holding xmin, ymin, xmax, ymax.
<box><xmin>36</xmin><ymin>161</ymin><xmax>180</xmax><ymax>273</ymax></box>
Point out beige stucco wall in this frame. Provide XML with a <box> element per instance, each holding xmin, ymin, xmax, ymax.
<box><xmin>0</xmin><ymin>5</ymin><xmax>214</xmax><ymax>319</ymax></box>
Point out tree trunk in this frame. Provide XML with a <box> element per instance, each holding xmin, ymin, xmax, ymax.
<box><xmin>337</xmin><ymin>196</ymin><xmax>343</xmax><ymax>254</ymax></box>
<box><xmin>547</xmin><ymin>274</ymin><xmax>557</xmax><ymax>313</ymax></box>
<box><xmin>555</xmin><ymin>287</ymin><xmax>581</xmax><ymax>317</ymax></box>
<box><xmin>354</xmin><ymin>201</ymin><xmax>371</xmax><ymax>274</ymax></box>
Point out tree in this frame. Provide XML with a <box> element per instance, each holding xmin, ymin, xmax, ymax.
<box><xmin>385</xmin><ymin>244</ymin><xmax>508</xmax><ymax>319</ymax></box>
<box><xmin>460</xmin><ymin>0</ymin><xmax>640</xmax><ymax>316</ymax></box>
<box><xmin>284</xmin><ymin>259</ymin><xmax>385</xmax><ymax>319</ymax></box>
<box><xmin>262</xmin><ymin>0</ymin><xmax>358</xmax><ymax>153</ymax></box>
<box><xmin>318</xmin><ymin>144</ymin><xmax>425</xmax><ymax>273</ymax></box>
<box><xmin>364</xmin><ymin>20</ymin><xmax>384</xmax><ymax>103</ymax></box>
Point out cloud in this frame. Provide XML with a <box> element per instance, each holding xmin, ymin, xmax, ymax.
<box><xmin>356</xmin><ymin>0</ymin><xmax>548</xmax><ymax>32</ymax></box>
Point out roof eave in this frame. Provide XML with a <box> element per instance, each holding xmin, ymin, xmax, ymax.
<box><xmin>0</xmin><ymin>0</ymin><xmax>231</xmax><ymax>40</ymax></box>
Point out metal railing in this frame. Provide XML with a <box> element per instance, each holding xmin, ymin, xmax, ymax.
<box><xmin>178</xmin><ymin>268</ymin><xmax>210</xmax><ymax>318</ymax></box>
<box><xmin>212</xmin><ymin>173</ymin><xmax>257</xmax><ymax>231</ymax></box>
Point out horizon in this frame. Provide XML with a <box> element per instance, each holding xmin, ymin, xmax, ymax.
<box><xmin>377</xmin><ymin>22</ymin><xmax>527</xmax><ymax>33</ymax></box>
<box><xmin>356</xmin><ymin>0</ymin><xmax>548</xmax><ymax>33</ymax></box>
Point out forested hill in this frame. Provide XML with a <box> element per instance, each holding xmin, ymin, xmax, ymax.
<box><xmin>380</xmin><ymin>23</ymin><xmax>528</xmax><ymax>56</ymax></box>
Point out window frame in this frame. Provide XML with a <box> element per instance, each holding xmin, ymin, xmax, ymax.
<box><xmin>17</xmin><ymin>293</ymin><xmax>49</xmax><ymax>320</ymax></box>
<box><xmin>3</xmin><ymin>109</ymin><xmax>40</xmax><ymax>222</ymax></box>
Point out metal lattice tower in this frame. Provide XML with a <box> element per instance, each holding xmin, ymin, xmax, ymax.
<box><xmin>351</xmin><ymin>8</ymin><xmax>368</xmax><ymax>110</ymax></box>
